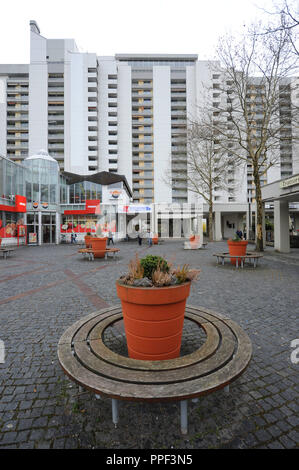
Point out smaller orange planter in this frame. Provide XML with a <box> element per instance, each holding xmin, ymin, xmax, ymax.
<box><xmin>116</xmin><ymin>281</ymin><xmax>191</xmax><ymax>360</ymax></box>
<box><xmin>84</xmin><ymin>236</ymin><xmax>92</xmax><ymax>248</ymax></box>
<box><xmin>152</xmin><ymin>234</ymin><xmax>158</xmax><ymax>245</ymax></box>
<box><xmin>190</xmin><ymin>235</ymin><xmax>200</xmax><ymax>248</ymax></box>
<box><xmin>90</xmin><ymin>237</ymin><xmax>107</xmax><ymax>258</ymax></box>
<box><xmin>227</xmin><ymin>240</ymin><xmax>248</xmax><ymax>265</ymax></box>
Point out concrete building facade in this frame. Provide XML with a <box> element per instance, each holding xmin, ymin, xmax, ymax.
<box><xmin>0</xmin><ymin>21</ymin><xmax>298</xmax><ymax>243</ymax></box>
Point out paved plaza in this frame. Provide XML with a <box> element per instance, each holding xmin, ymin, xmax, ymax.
<box><xmin>0</xmin><ymin>240</ymin><xmax>298</xmax><ymax>449</ymax></box>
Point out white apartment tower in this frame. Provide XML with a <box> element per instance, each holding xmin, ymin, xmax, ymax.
<box><xmin>0</xmin><ymin>21</ymin><xmax>298</xmax><ymax>222</ymax></box>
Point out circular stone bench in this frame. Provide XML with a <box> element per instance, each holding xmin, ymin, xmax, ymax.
<box><xmin>58</xmin><ymin>305</ymin><xmax>252</xmax><ymax>434</ymax></box>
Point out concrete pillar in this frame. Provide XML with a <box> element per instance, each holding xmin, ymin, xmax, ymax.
<box><xmin>38</xmin><ymin>211</ymin><xmax>42</xmax><ymax>246</ymax></box>
<box><xmin>56</xmin><ymin>212</ymin><xmax>60</xmax><ymax>245</ymax></box>
<box><xmin>274</xmin><ymin>200</ymin><xmax>290</xmax><ymax>253</ymax></box>
<box><xmin>197</xmin><ymin>215</ymin><xmax>203</xmax><ymax>246</ymax></box>
<box><xmin>214</xmin><ymin>211</ymin><xmax>222</xmax><ymax>241</ymax></box>
<box><xmin>262</xmin><ymin>205</ymin><xmax>266</xmax><ymax>248</ymax></box>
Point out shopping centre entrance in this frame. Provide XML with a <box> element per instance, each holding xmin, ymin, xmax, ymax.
<box><xmin>27</xmin><ymin>212</ymin><xmax>57</xmax><ymax>245</ymax></box>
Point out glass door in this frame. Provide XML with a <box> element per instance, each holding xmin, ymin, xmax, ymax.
<box><xmin>42</xmin><ymin>213</ymin><xmax>56</xmax><ymax>244</ymax></box>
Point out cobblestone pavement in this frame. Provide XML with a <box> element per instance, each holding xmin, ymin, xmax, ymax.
<box><xmin>0</xmin><ymin>240</ymin><xmax>298</xmax><ymax>449</ymax></box>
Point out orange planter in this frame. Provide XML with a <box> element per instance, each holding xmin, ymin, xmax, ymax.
<box><xmin>227</xmin><ymin>240</ymin><xmax>248</xmax><ymax>265</ymax></box>
<box><xmin>84</xmin><ymin>235</ymin><xmax>92</xmax><ymax>248</ymax></box>
<box><xmin>116</xmin><ymin>281</ymin><xmax>191</xmax><ymax>360</ymax></box>
<box><xmin>152</xmin><ymin>234</ymin><xmax>158</xmax><ymax>245</ymax></box>
<box><xmin>190</xmin><ymin>235</ymin><xmax>200</xmax><ymax>248</ymax></box>
<box><xmin>90</xmin><ymin>237</ymin><xmax>107</xmax><ymax>258</ymax></box>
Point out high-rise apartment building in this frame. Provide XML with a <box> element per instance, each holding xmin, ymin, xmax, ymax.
<box><xmin>0</xmin><ymin>21</ymin><xmax>298</xmax><ymax>240</ymax></box>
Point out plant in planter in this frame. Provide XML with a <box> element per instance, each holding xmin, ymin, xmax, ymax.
<box><xmin>90</xmin><ymin>225</ymin><xmax>107</xmax><ymax>257</ymax></box>
<box><xmin>152</xmin><ymin>234</ymin><xmax>159</xmax><ymax>245</ymax></box>
<box><xmin>227</xmin><ymin>234</ymin><xmax>248</xmax><ymax>265</ymax></box>
<box><xmin>85</xmin><ymin>232</ymin><xmax>93</xmax><ymax>248</ymax></box>
<box><xmin>116</xmin><ymin>254</ymin><xmax>199</xmax><ymax>361</ymax></box>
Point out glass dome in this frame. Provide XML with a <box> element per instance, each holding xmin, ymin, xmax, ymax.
<box><xmin>23</xmin><ymin>150</ymin><xmax>59</xmax><ymax>209</ymax></box>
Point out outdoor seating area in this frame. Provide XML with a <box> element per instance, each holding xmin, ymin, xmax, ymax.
<box><xmin>0</xmin><ymin>240</ymin><xmax>298</xmax><ymax>450</ymax></box>
<box><xmin>213</xmin><ymin>252</ymin><xmax>264</xmax><ymax>268</ymax></box>
<box><xmin>58</xmin><ymin>305</ymin><xmax>252</xmax><ymax>435</ymax></box>
<box><xmin>0</xmin><ymin>247</ymin><xmax>15</xmax><ymax>259</ymax></box>
<box><xmin>78</xmin><ymin>247</ymin><xmax>120</xmax><ymax>261</ymax></box>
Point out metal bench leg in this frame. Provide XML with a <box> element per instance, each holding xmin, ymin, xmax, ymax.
<box><xmin>112</xmin><ymin>399</ymin><xmax>119</xmax><ymax>428</ymax></box>
<box><xmin>254</xmin><ymin>259</ymin><xmax>257</xmax><ymax>268</ymax></box>
<box><xmin>236</xmin><ymin>258</ymin><xmax>239</xmax><ymax>269</ymax></box>
<box><xmin>180</xmin><ymin>400</ymin><xmax>188</xmax><ymax>435</ymax></box>
<box><xmin>222</xmin><ymin>257</ymin><xmax>224</xmax><ymax>266</ymax></box>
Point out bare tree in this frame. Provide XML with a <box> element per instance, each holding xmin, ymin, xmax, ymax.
<box><xmin>207</xmin><ymin>22</ymin><xmax>298</xmax><ymax>251</ymax></box>
<box><xmin>186</xmin><ymin>117</ymin><xmax>235</xmax><ymax>242</ymax></box>
<box><xmin>261</xmin><ymin>0</ymin><xmax>299</xmax><ymax>56</ymax></box>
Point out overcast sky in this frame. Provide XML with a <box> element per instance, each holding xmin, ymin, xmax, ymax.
<box><xmin>0</xmin><ymin>0</ymin><xmax>277</xmax><ymax>63</ymax></box>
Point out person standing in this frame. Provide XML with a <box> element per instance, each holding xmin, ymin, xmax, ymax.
<box><xmin>137</xmin><ymin>229</ymin><xmax>142</xmax><ymax>246</ymax></box>
<box><xmin>107</xmin><ymin>230</ymin><xmax>114</xmax><ymax>246</ymax></box>
<box><xmin>147</xmin><ymin>229</ymin><xmax>153</xmax><ymax>247</ymax></box>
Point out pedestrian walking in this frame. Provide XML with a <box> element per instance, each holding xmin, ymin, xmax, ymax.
<box><xmin>107</xmin><ymin>230</ymin><xmax>114</xmax><ymax>246</ymax></box>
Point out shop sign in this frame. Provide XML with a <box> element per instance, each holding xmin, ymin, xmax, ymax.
<box><xmin>280</xmin><ymin>175</ymin><xmax>299</xmax><ymax>189</ymax></box>
<box><xmin>33</xmin><ymin>202</ymin><xmax>39</xmax><ymax>209</ymax></box>
<box><xmin>118</xmin><ymin>205</ymin><xmax>152</xmax><ymax>214</ymax></box>
<box><xmin>110</xmin><ymin>190</ymin><xmax>122</xmax><ymax>199</ymax></box>
<box><xmin>29</xmin><ymin>233</ymin><xmax>37</xmax><ymax>244</ymax></box>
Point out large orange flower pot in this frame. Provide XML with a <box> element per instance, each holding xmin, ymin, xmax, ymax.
<box><xmin>84</xmin><ymin>235</ymin><xmax>92</xmax><ymax>248</ymax></box>
<box><xmin>152</xmin><ymin>234</ymin><xmax>158</xmax><ymax>245</ymax></box>
<box><xmin>227</xmin><ymin>240</ymin><xmax>248</xmax><ymax>265</ymax></box>
<box><xmin>116</xmin><ymin>281</ymin><xmax>191</xmax><ymax>360</ymax></box>
<box><xmin>190</xmin><ymin>235</ymin><xmax>200</xmax><ymax>248</ymax></box>
<box><xmin>90</xmin><ymin>237</ymin><xmax>107</xmax><ymax>258</ymax></box>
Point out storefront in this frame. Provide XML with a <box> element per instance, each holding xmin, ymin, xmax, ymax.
<box><xmin>0</xmin><ymin>156</ymin><xmax>27</xmax><ymax>246</ymax></box>
<box><xmin>0</xmin><ymin>151</ymin><xmax>132</xmax><ymax>246</ymax></box>
<box><xmin>262</xmin><ymin>173</ymin><xmax>299</xmax><ymax>253</ymax></box>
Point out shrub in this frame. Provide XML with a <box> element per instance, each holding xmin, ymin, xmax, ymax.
<box><xmin>140</xmin><ymin>255</ymin><xmax>169</xmax><ymax>280</ymax></box>
<box><xmin>119</xmin><ymin>254</ymin><xmax>200</xmax><ymax>287</ymax></box>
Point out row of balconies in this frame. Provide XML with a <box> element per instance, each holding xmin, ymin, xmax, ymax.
<box><xmin>7</xmin><ymin>133</ymin><xmax>29</xmax><ymax>140</ymax></box>
<box><xmin>6</xmin><ymin>143</ymin><xmax>28</xmax><ymax>149</ymax></box>
<box><xmin>131</xmin><ymin>83</ymin><xmax>152</xmax><ymax>90</ymax></box>
<box><xmin>7</xmin><ymin>105</ymin><xmax>28</xmax><ymax>111</ymax></box>
<box><xmin>7</xmin><ymin>116</ymin><xmax>28</xmax><ymax>122</ymax></box>
<box><xmin>7</xmin><ymin>124</ymin><xmax>28</xmax><ymax>130</ymax></box>
<box><xmin>48</xmin><ymin>134</ymin><xmax>64</xmax><ymax>141</ymax></box>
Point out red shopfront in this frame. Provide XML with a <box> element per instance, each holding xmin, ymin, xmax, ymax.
<box><xmin>0</xmin><ymin>195</ymin><xmax>27</xmax><ymax>246</ymax></box>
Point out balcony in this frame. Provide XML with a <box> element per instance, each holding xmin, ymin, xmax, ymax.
<box><xmin>48</xmin><ymin>77</ymin><xmax>64</xmax><ymax>85</ymax></box>
<box><xmin>132</xmin><ymin>137</ymin><xmax>153</xmax><ymax>144</ymax></box>
<box><xmin>88</xmin><ymin>131</ymin><xmax>98</xmax><ymax>138</ymax></box>
<box><xmin>48</xmin><ymin>143</ymin><xmax>64</xmax><ymax>149</ymax></box>
<box><xmin>48</xmin><ymin>133</ymin><xmax>64</xmax><ymax>141</ymax></box>
<box><xmin>132</xmin><ymin>83</ymin><xmax>152</xmax><ymax>90</ymax></box>
<box><xmin>132</xmin><ymin>110</ymin><xmax>153</xmax><ymax>118</ymax></box>
<box><xmin>7</xmin><ymin>143</ymin><xmax>28</xmax><ymax>150</ymax></box>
